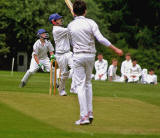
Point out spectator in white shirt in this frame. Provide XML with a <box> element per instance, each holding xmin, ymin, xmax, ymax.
<box><xmin>95</xmin><ymin>53</ymin><xmax>108</xmax><ymax>81</ymax></box>
<box><xmin>146</xmin><ymin>68</ymin><xmax>157</xmax><ymax>85</ymax></box>
<box><xmin>128</xmin><ymin>58</ymin><xmax>142</xmax><ymax>83</ymax></box>
<box><xmin>120</xmin><ymin>53</ymin><xmax>132</xmax><ymax>82</ymax></box>
<box><xmin>108</xmin><ymin>59</ymin><xmax>121</xmax><ymax>82</ymax></box>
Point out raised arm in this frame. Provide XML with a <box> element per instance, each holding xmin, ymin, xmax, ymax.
<box><xmin>92</xmin><ymin>21</ymin><xmax>123</xmax><ymax>56</ymax></box>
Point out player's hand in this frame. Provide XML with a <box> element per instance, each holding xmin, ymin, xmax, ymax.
<box><xmin>38</xmin><ymin>63</ymin><xmax>46</xmax><ymax>72</ymax></box>
<box><xmin>50</xmin><ymin>55</ymin><xmax>55</xmax><ymax>61</ymax></box>
<box><xmin>115</xmin><ymin>48</ymin><xmax>123</xmax><ymax>56</ymax></box>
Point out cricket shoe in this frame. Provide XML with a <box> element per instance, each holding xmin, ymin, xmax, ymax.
<box><xmin>88</xmin><ymin>111</ymin><xmax>94</xmax><ymax>124</ymax></box>
<box><xmin>59</xmin><ymin>90</ymin><xmax>67</xmax><ymax>96</ymax></box>
<box><xmin>70</xmin><ymin>88</ymin><xmax>77</xmax><ymax>94</ymax></box>
<box><xmin>75</xmin><ymin>116</ymin><xmax>90</xmax><ymax>125</ymax></box>
<box><xmin>19</xmin><ymin>81</ymin><xmax>26</xmax><ymax>88</ymax></box>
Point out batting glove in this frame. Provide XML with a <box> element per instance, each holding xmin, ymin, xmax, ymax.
<box><xmin>38</xmin><ymin>63</ymin><xmax>46</xmax><ymax>72</ymax></box>
<box><xmin>50</xmin><ymin>55</ymin><xmax>55</xmax><ymax>61</ymax></box>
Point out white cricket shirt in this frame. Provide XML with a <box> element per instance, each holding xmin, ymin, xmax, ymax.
<box><xmin>147</xmin><ymin>74</ymin><xmax>157</xmax><ymax>84</ymax></box>
<box><xmin>52</xmin><ymin>26</ymin><xmax>71</xmax><ymax>54</ymax></box>
<box><xmin>95</xmin><ymin>59</ymin><xmax>108</xmax><ymax>75</ymax></box>
<box><xmin>68</xmin><ymin>16</ymin><xmax>111</xmax><ymax>54</ymax></box>
<box><xmin>129</xmin><ymin>64</ymin><xmax>142</xmax><ymax>77</ymax></box>
<box><xmin>121</xmin><ymin>60</ymin><xmax>132</xmax><ymax>76</ymax></box>
<box><xmin>108</xmin><ymin>64</ymin><xmax>117</xmax><ymax>78</ymax></box>
<box><xmin>32</xmin><ymin>39</ymin><xmax>54</xmax><ymax>60</ymax></box>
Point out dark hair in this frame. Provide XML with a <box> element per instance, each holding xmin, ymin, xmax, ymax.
<box><xmin>98</xmin><ymin>53</ymin><xmax>103</xmax><ymax>56</ymax></box>
<box><xmin>132</xmin><ymin>58</ymin><xmax>137</xmax><ymax>61</ymax></box>
<box><xmin>73</xmin><ymin>0</ymin><xmax>87</xmax><ymax>16</ymax></box>
<box><xmin>149</xmin><ymin>68</ymin><xmax>154</xmax><ymax>72</ymax></box>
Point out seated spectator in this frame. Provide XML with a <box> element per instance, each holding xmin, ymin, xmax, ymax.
<box><xmin>95</xmin><ymin>53</ymin><xmax>108</xmax><ymax>81</ymax></box>
<box><xmin>146</xmin><ymin>68</ymin><xmax>157</xmax><ymax>85</ymax></box>
<box><xmin>141</xmin><ymin>68</ymin><xmax>148</xmax><ymax>84</ymax></box>
<box><xmin>108</xmin><ymin>59</ymin><xmax>121</xmax><ymax>82</ymax></box>
<box><xmin>120</xmin><ymin>53</ymin><xmax>132</xmax><ymax>82</ymax></box>
<box><xmin>128</xmin><ymin>58</ymin><xmax>142</xmax><ymax>83</ymax></box>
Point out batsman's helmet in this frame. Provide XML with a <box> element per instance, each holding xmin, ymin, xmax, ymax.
<box><xmin>49</xmin><ymin>13</ymin><xmax>62</xmax><ymax>23</ymax></box>
<box><xmin>37</xmin><ymin>29</ymin><xmax>49</xmax><ymax>39</ymax></box>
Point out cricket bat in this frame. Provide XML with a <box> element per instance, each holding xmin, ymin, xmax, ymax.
<box><xmin>65</xmin><ymin>0</ymin><xmax>74</xmax><ymax>16</ymax></box>
<box><xmin>49</xmin><ymin>60</ymin><xmax>54</xmax><ymax>96</ymax></box>
<box><xmin>53</xmin><ymin>60</ymin><xmax>57</xmax><ymax>95</ymax></box>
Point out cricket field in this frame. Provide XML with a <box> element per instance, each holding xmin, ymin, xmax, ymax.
<box><xmin>0</xmin><ymin>71</ymin><xmax>160</xmax><ymax>138</ymax></box>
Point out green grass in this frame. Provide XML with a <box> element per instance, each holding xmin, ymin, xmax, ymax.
<box><xmin>0</xmin><ymin>71</ymin><xmax>160</xmax><ymax>138</ymax></box>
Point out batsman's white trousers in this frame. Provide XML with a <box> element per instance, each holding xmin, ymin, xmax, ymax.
<box><xmin>21</xmin><ymin>57</ymin><xmax>55</xmax><ymax>83</ymax></box>
<box><xmin>73</xmin><ymin>53</ymin><xmax>95</xmax><ymax>117</ymax></box>
<box><xmin>55</xmin><ymin>52</ymin><xmax>75</xmax><ymax>92</ymax></box>
<box><xmin>95</xmin><ymin>73</ymin><xmax>107</xmax><ymax>81</ymax></box>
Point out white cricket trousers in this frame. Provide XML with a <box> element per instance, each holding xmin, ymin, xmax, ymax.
<box><xmin>128</xmin><ymin>76</ymin><xmax>140</xmax><ymax>82</ymax></box>
<box><xmin>21</xmin><ymin>57</ymin><xmax>55</xmax><ymax>84</ymax></box>
<box><xmin>55</xmin><ymin>52</ymin><xmax>75</xmax><ymax>92</ymax></box>
<box><xmin>73</xmin><ymin>53</ymin><xmax>95</xmax><ymax>117</ymax></box>
<box><xmin>95</xmin><ymin>73</ymin><xmax>107</xmax><ymax>81</ymax></box>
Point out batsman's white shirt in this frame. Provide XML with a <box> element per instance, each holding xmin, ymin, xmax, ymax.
<box><xmin>68</xmin><ymin>16</ymin><xmax>111</xmax><ymax>117</ymax></box>
<box><xmin>32</xmin><ymin>39</ymin><xmax>54</xmax><ymax>60</ymax></box>
<box><xmin>52</xmin><ymin>26</ymin><xmax>70</xmax><ymax>54</ymax></box>
<box><xmin>95</xmin><ymin>59</ymin><xmax>108</xmax><ymax>80</ymax></box>
<box><xmin>52</xmin><ymin>26</ymin><xmax>75</xmax><ymax>93</ymax></box>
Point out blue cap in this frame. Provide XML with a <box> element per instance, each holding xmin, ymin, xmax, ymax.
<box><xmin>37</xmin><ymin>29</ymin><xmax>46</xmax><ymax>35</ymax></box>
<box><xmin>49</xmin><ymin>13</ymin><xmax>62</xmax><ymax>23</ymax></box>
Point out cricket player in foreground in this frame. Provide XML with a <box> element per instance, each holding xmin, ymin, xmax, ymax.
<box><xmin>49</xmin><ymin>13</ymin><xmax>75</xmax><ymax>96</ymax></box>
<box><xmin>68</xmin><ymin>0</ymin><xmax>123</xmax><ymax>125</ymax></box>
<box><xmin>19</xmin><ymin>29</ymin><xmax>55</xmax><ymax>88</ymax></box>
<box><xmin>94</xmin><ymin>53</ymin><xmax>108</xmax><ymax>81</ymax></box>
<box><xmin>108</xmin><ymin>59</ymin><xmax>121</xmax><ymax>82</ymax></box>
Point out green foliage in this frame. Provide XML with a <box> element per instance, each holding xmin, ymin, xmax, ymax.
<box><xmin>0</xmin><ymin>0</ymin><xmax>160</xmax><ymax>75</ymax></box>
<box><xmin>0</xmin><ymin>0</ymin><xmax>102</xmax><ymax>54</ymax></box>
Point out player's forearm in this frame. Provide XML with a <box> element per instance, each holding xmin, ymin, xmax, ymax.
<box><xmin>94</xmin><ymin>30</ymin><xmax>111</xmax><ymax>47</ymax></box>
<box><xmin>34</xmin><ymin>54</ymin><xmax>39</xmax><ymax>65</ymax></box>
<box><xmin>108</xmin><ymin>44</ymin><xmax>123</xmax><ymax>56</ymax></box>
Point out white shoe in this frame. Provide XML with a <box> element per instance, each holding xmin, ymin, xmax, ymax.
<box><xmin>88</xmin><ymin>111</ymin><xmax>94</xmax><ymax>124</ymax></box>
<box><xmin>70</xmin><ymin>88</ymin><xmax>77</xmax><ymax>94</ymax></box>
<box><xmin>75</xmin><ymin>116</ymin><xmax>90</xmax><ymax>125</ymax></box>
<box><xmin>59</xmin><ymin>90</ymin><xmax>67</xmax><ymax>96</ymax></box>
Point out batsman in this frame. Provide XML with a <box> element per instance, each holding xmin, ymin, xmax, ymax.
<box><xmin>19</xmin><ymin>29</ymin><xmax>56</xmax><ymax>88</ymax></box>
<box><xmin>49</xmin><ymin>13</ymin><xmax>75</xmax><ymax>96</ymax></box>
